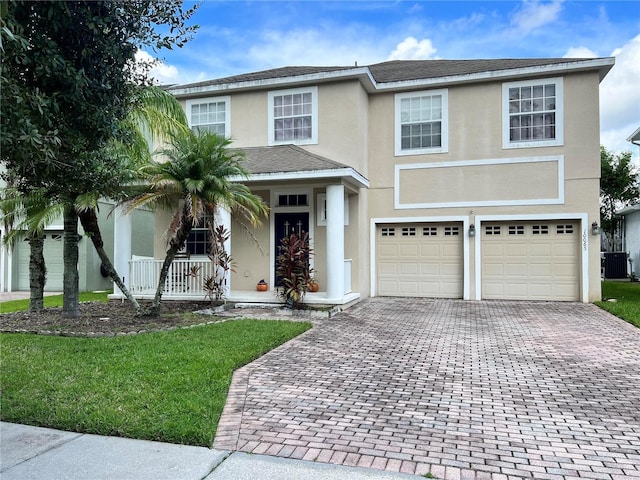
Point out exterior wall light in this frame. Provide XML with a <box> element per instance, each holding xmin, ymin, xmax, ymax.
<box><xmin>469</xmin><ymin>224</ymin><xmax>476</xmax><ymax>237</ymax></box>
<box><xmin>591</xmin><ymin>222</ymin><xmax>600</xmax><ymax>235</ymax></box>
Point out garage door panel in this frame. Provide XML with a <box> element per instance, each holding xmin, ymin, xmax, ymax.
<box><xmin>553</xmin><ymin>244</ymin><xmax>577</xmax><ymax>256</ymax></box>
<box><xmin>506</xmin><ymin>244</ymin><xmax>527</xmax><ymax>256</ymax></box>
<box><xmin>441</xmin><ymin>244</ymin><xmax>460</xmax><ymax>257</ymax></box>
<box><xmin>530</xmin><ymin>264</ymin><xmax>553</xmax><ymax>276</ymax></box>
<box><xmin>483</xmin><ymin>244</ymin><xmax>505</xmax><ymax>257</ymax></box>
<box><xmin>378</xmin><ymin>263</ymin><xmax>399</xmax><ymax>275</ymax></box>
<box><xmin>400</xmin><ymin>263</ymin><xmax>419</xmax><ymax>275</ymax></box>
<box><xmin>399</xmin><ymin>282</ymin><xmax>419</xmax><ymax>295</ymax></box>
<box><xmin>482</xmin><ymin>221</ymin><xmax>579</xmax><ymax>301</ymax></box>
<box><xmin>505</xmin><ymin>263</ymin><xmax>527</xmax><ymax>276</ymax></box>
<box><xmin>420</xmin><ymin>263</ymin><xmax>440</xmax><ymax>275</ymax></box>
<box><xmin>399</xmin><ymin>244</ymin><xmax>419</xmax><ymax>257</ymax></box>
<box><xmin>529</xmin><ymin>244</ymin><xmax>553</xmax><ymax>256</ymax></box>
<box><xmin>379</xmin><ymin>244</ymin><xmax>398</xmax><ymax>257</ymax></box>
<box><xmin>377</xmin><ymin>223</ymin><xmax>462</xmax><ymax>298</ymax></box>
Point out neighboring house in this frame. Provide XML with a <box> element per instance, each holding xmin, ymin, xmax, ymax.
<box><xmin>617</xmin><ymin>204</ymin><xmax>640</xmax><ymax>279</ymax></box>
<box><xmin>118</xmin><ymin>57</ymin><xmax>614</xmax><ymax>304</ymax></box>
<box><xmin>616</xmin><ymin>127</ymin><xmax>640</xmax><ymax>279</ymax></box>
<box><xmin>1</xmin><ymin>200</ymin><xmax>153</xmax><ymax>293</ymax></box>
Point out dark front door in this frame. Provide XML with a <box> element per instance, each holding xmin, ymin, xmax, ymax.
<box><xmin>275</xmin><ymin>212</ymin><xmax>309</xmax><ymax>286</ymax></box>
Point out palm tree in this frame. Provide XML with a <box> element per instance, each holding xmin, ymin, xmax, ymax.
<box><xmin>125</xmin><ymin>129</ymin><xmax>268</xmax><ymax>315</ymax></box>
<box><xmin>1</xmin><ymin>187</ymin><xmax>54</xmax><ymax>312</ymax></box>
<box><xmin>73</xmin><ymin>87</ymin><xmax>189</xmax><ymax>316</ymax></box>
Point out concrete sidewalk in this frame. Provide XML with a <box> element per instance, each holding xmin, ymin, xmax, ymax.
<box><xmin>0</xmin><ymin>422</ymin><xmax>422</xmax><ymax>480</ymax></box>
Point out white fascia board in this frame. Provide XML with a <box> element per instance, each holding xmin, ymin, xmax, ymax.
<box><xmin>167</xmin><ymin>68</ymin><xmax>376</xmax><ymax>97</ymax></box>
<box><xmin>229</xmin><ymin>168</ymin><xmax>370</xmax><ymax>189</ymax></box>
<box><xmin>375</xmin><ymin>57</ymin><xmax>616</xmax><ymax>92</ymax></box>
<box><xmin>626</xmin><ymin>126</ymin><xmax>640</xmax><ymax>145</ymax></box>
<box><xmin>617</xmin><ymin>204</ymin><xmax>640</xmax><ymax>215</ymax></box>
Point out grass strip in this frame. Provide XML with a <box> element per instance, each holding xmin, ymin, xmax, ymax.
<box><xmin>0</xmin><ymin>291</ymin><xmax>110</xmax><ymax>313</ymax></box>
<box><xmin>595</xmin><ymin>281</ymin><xmax>640</xmax><ymax>328</ymax></box>
<box><xmin>1</xmin><ymin>319</ymin><xmax>311</xmax><ymax>446</ymax></box>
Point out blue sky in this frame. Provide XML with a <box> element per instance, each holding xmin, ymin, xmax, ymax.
<box><xmin>141</xmin><ymin>0</ymin><xmax>640</xmax><ymax>157</ymax></box>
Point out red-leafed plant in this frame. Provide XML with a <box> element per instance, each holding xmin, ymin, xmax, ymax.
<box><xmin>275</xmin><ymin>231</ymin><xmax>313</xmax><ymax>308</ymax></box>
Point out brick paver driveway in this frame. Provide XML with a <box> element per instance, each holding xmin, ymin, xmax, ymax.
<box><xmin>214</xmin><ymin>299</ymin><xmax>640</xmax><ymax>479</ymax></box>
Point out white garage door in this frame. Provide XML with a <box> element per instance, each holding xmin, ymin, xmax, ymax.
<box><xmin>481</xmin><ymin>221</ymin><xmax>579</xmax><ymax>301</ymax></box>
<box><xmin>377</xmin><ymin>223</ymin><xmax>463</xmax><ymax>298</ymax></box>
<box><xmin>17</xmin><ymin>232</ymin><xmax>64</xmax><ymax>291</ymax></box>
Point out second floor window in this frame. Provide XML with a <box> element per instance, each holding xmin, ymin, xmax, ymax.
<box><xmin>395</xmin><ymin>89</ymin><xmax>448</xmax><ymax>156</ymax></box>
<box><xmin>186</xmin><ymin>96</ymin><xmax>230</xmax><ymax>136</ymax></box>
<box><xmin>268</xmin><ymin>86</ymin><xmax>318</xmax><ymax>145</ymax></box>
<box><xmin>502</xmin><ymin>78</ymin><xmax>563</xmax><ymax>149</ymax></box>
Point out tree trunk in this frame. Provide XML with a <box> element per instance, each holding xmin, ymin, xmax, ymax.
<box><xmin>62</xmin><ymin>206</ymin><xmax>80</xmax><ymax>318</ymax></box>
<box><xmin>28</xmin><ymin>233</ymin><xmax>46</xmax><ymax>313</ymax></box>
<box><xmin>148</xmin><ymin>209</ymin><xmax>193</xmax><ymax>316</ymax></box>
<box><xmin>78</xmin><ymin>209</ymin><xmax>143</xmax><ymax>316</ymax></box>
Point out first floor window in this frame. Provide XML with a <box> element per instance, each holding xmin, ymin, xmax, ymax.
<box><xmin>184</xmin><ymin>214</ymin><xmax>214</xmax><ymax>255</ymax></box>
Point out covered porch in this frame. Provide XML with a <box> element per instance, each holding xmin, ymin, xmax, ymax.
<box><xmin>112</xmin><ymin>145</ymin><xmax>369</xmax><ymax>306</ymax></box>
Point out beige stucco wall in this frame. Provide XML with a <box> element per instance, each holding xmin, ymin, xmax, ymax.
<box><xmin>167</xmin><ymin>69</ymin><xmax>603</xmax><ymax>302</ymax></box>
<box><xmin>230</xmin><ymin>190</ymin><xmax>271</xmax><ymax>290</ymax></box>
<box><xmin>366</xmin><ymin>71</ymin><xmax>603</xmax><ymax>302</ymax></box>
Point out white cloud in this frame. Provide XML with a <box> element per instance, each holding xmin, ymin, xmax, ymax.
<box><xmin>600</xmin><ymin>34</ymin><xmax>640</xmax><ymax>161</ymax></box>
<box><xmin>246</xmin><ymin>28</ymin><xmax>385</xmax><ymax>69</ymax></box>
<box><xmin>135</xmin><ymin>50</ymin><xmax>208</xmax><ymax>85</ymax></box>
<box><xmin>511</xmin><ymin>0</ymin><xmax>564</xmax><ymax>34</ymax></box>
<box><xmin>135</xmin><ymin>50</ymin><xmax>179</xmax><ymax>84</ymax></box>
<box><xmin>387</xmin><ymin>37</ymin><xmax>437</xmax><ymax>61</ymax></box>
<box><xmin>563</xmin><ymin>46</ymin><xmax>598</xmax><ymax>58</ymax></box>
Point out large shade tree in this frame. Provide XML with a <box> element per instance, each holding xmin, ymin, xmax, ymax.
<box><xmin>125</xmin><ymin>130</ymin><xmax>269</xmax><ymax>315</ymax></box>
<box><xmin>0</xmin><ymin>1</ymin><xmax>197</xmax><ymax>317</ymax></box>
<box><xmin>0</xmin><ymin>86</ymin><xmax>189</xmax><ymax>315</ymax></box>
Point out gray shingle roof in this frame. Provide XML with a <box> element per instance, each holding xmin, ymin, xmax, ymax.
<box><xmin>171</xmin><ymin>58</ymin><xmax>599</xmax><ymax>90</ymax></box>
<box><xmin>239</xmin><ymin>145</ymin><xmax>350</xmax><ymax>175</ymax></box>
<box><xmin>367</xmin><ymin>58</ymin><xmax>590</xmax><ymax>83</ymax></box>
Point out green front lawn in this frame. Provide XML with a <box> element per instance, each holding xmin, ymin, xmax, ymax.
<box><xmin>0</xmin><ymin>319</ymin><xmax>311</xmax><ymax>446</ymax></box>
<box><xmin>596</xmin><ymin>281</ymin><xmax>640</xmax><ymax>328</ymax></box>
<box><xmin>0</xmin><ymin>291</ymin><xmax>110</xmax><ymax>313</ymax></box>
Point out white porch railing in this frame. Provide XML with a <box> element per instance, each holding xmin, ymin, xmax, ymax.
<box><xmin>129</xmin><ymin>258</ymin><xmax>214</xmax><ymax>297</ymax></box>
<box><xmin>129</xmin><ymin>257</ymin><xmax>354</xmax><ymax>299</ymax></box>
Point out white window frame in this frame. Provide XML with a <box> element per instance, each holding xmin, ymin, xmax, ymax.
<box><xmin>186</xmin><ymin>96</ymin><xmax>231</xmax><ymax>137</ymax></box>
<box><xmin>316</xmin><ymin>193</ymin><xmax>349</xmax><ymax>226</ymax></box>
<box><xmin>502</xmin><ymin>77</ymin><xmax>563</xmax><ymax>149</ymax></box>
<box><xmin>395</xmin><ymin>89</ymin><xmax>449</xmax><ymax>156</ymax></box>
<box><xmin>268</xmin><ymin>86</ymin><xmax>318</xmax><ymax>146</ymax></box>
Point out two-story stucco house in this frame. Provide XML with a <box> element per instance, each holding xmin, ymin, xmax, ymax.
<box><xmin>120</xmin><ymin>57</ymin><xmax>614</xmax><ymax>304</ymax></box>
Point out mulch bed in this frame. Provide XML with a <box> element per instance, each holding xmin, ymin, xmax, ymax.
<box><xmin>0</xmin><ymin>300</ymin><xmax>220</xmax><ymax>336</ymax></box>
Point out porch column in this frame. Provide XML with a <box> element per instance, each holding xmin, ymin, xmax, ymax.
<box><xmin>216</xmin><ymin>207</ymin><xmax>232</xmax><ymax>297</ymax></box>
<box><xmin>113</xmin><ymin>206</ymin><xmax>132</xmax><ymax>295</ymax></box>
<box><xmin>326</xmin><ymin>184</ymin><xmax>345</xmax><ymax>300</ymax></box>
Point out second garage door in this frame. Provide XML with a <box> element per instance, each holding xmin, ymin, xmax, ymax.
<box><xmin>16</xmin><ymin>232</ymin><xmax>64</xmax><ymax>291</ymax></box>
<box><xmin>377</xmin><ymin>223</ymin><xmax>463</xmax><ymax>298</ymax></box>
<box><xmin>481</xmin><ymin>221</ymin><xmax>579</xmax><ymax>301</ymax></box>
